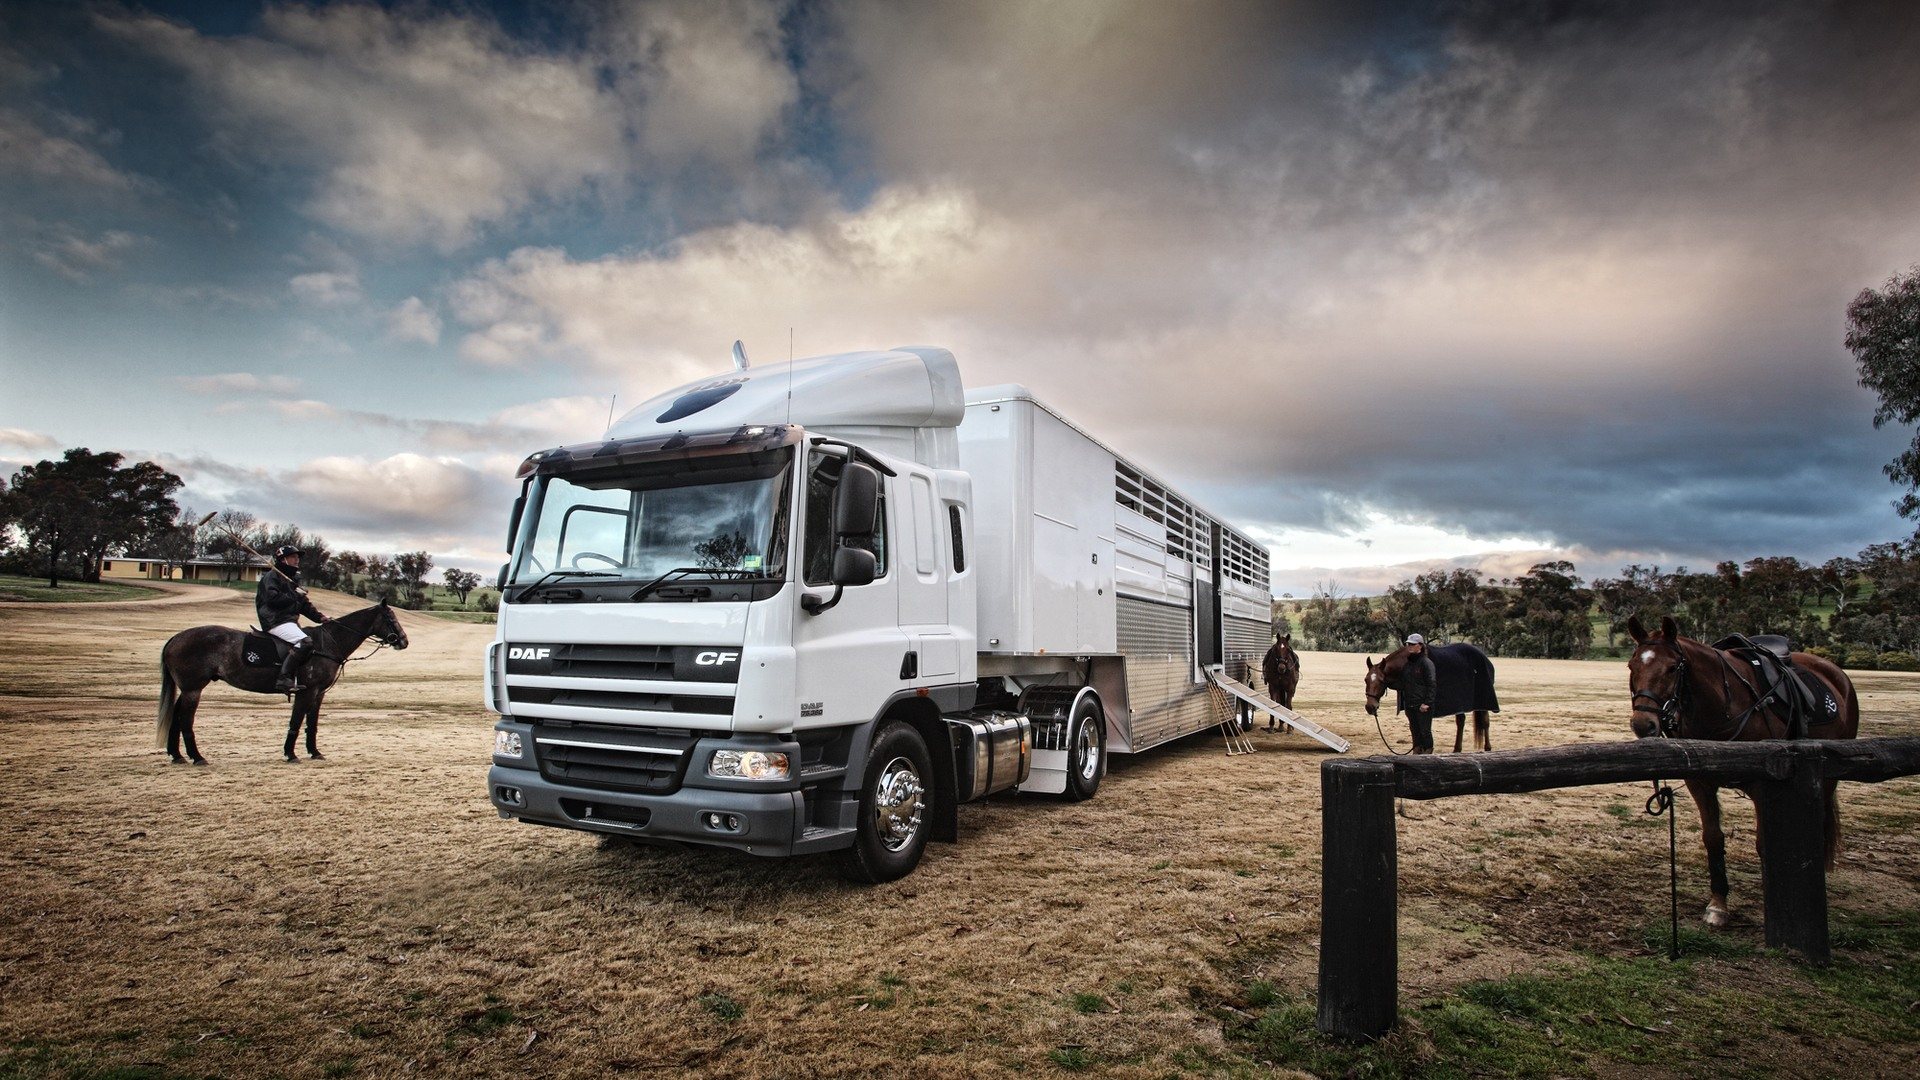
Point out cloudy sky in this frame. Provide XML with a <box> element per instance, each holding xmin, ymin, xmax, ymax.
<box><xmin>2</xmin><ymin>0</ymin><xmax>1916</xmax><ymax>594</ymax></box>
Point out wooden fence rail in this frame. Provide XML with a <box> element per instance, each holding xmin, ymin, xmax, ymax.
<box><xmin>1316</xmin><ymin>736</ymin><xmax>1920</xmax><ymax>1041</ymax></box>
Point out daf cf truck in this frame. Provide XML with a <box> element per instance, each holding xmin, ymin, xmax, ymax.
<box><xmin>486</xmin><ymin>346</ymin><xmax>1275</xmax><ymax>881</ymax></box>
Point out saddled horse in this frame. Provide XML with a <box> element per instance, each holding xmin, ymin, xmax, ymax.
<box><xmin>1262</xmin><ymin>634</ymin><xmax>1301</xmax><ymax>731</ymax></box>
<box><xmin>1363</xmin><ymin>641</ymin><xmax>1499</xmax><ymax>753</ymax></box>
<box><xmin>1625</xmin><ymin>615</ymin><xmax>1860</xmax><ymax>928</ymax></box>
<box><xmin>157</xmin><ymin>601</ymin><xmax>408</xmax><ymax>764</ymax></box>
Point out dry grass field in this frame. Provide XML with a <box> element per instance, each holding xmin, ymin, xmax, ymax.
<box><xmin>2</xmin><ymin>588</ymin><xmax>1917</xmax><ymax>1078</ymax></box>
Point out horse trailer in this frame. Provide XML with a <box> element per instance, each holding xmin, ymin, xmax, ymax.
<box><xmin>485</xmin><ymin>346</ymin><xmax>1275</xmax><ymax>880</ymax></box>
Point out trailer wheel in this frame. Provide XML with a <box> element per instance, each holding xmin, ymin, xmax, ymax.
<box><xmin>1064</xmin><ymin>696</ymin><xmax>1104</xmax><ymax>802</ymax></box>
<box><xmin>836</xmin><ymin>721</ymin><xmax>932</xmax><ymax>883</ymax></box>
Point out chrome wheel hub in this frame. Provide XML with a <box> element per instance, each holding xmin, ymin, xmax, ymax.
<box><xmin>873</xmin><ymin>756</ymin><xmax>924</xmax><ymax>852</ymax></box>
<box><xmin>1076</xmin><ymin>719</ymin><xmax>1100</xmax><ymax>781</ymax></box>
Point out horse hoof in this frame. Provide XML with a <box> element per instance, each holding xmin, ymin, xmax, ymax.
<box><xmin>191</xmin><ymin>757</ymin><xmax>208</xmax><ymax>766</ymax></box>
<box><xmin>168</xmin><ymin>756</ymin><xmax>186</xmax><ymax>765</ymax></box>
<box><xmin>1704</xmin><ymin>905</ymin><xmax>1729</xmax><ymax>929</ymax></box>
<box><xmin>307</xmin><ymin>751</ymin><xmax>326</xmax><ymax>760</ymax></box>
<box><xmin>284</xmin><ymin>754</ymin><xmax>300</xmax><ymax>763</ymax></box>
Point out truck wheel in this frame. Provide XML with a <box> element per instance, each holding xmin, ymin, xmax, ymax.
<box><xmin>836</xmin><ymin>722</ymin><xmax>932</xmax><ymax>883</ymax></box>
<box><xmin>1064</xmin><ymin>696</ymin><xmax>1104</xmax><ymax>802</ymax></box>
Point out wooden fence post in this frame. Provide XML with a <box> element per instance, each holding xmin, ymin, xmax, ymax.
<box><xmin>1317</xmin><ymin>758</ymin><xmax>1398</xmax><ymax>1040</ymax></box>
<box><xmin>1754</xmin><ymin>747</ymin><xmax>1830</xmax><ymax>964</ymax></box>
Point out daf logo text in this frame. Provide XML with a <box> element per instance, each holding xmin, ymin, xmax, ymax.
<box><xmin>695</xmin><ymin>651</ymin><xmax>739</xmax><ymax>666</ymax></box>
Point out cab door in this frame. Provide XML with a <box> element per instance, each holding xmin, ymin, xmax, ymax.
<box><xmin>897</xmin><ymin>466</ymin><xmax>958</xmax><ymax>680</ymax></box>
<box><xmin>790</xmin><ymin>451</ymin><xmax>905</xmax><ymax>731</ymax></box>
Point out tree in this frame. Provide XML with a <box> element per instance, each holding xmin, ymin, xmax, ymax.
<box><xmin>1847</xmin><ymin>266</ymin><xmax>1920</xmax><ymax>526</ymax></box>
<box><xmin>443</xmin><ymin>567</ymin><xmax>482</xmax><ymax>604</ymax></box>
<box><xmin>393</xmin><ymin>551</ymin><xmax>434</xmax><ymax>607</ymax></box>
<box><xmin>151</xmin><ymin>506</ymin><xmax>205</xmax><ymax>578</ymax></box>
<box><xmin>333</xmin><ymin>551</ymin><xmax>369</xmax><ymax>594</ymax></box>
<box><xmin>4</xmin><ymin>449</ymin><xmax>180</xmax><ymax>587</ymax></box>
<box><xmin>205</xmin><ymin>509</ymin><xmax>262</xmax><ymax>581</ymax></box>
<box><xmin>1832</xmin><ymin>539</ymin><xmax>1920</xmax><ymax>662</ymax></box>
<box><xmin>1508</xmin><ymin>561</ymin><xmax>1592</xmax><ymax>659</ymax></box>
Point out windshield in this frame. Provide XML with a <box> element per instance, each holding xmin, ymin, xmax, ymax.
<box><xmin>510</xmin><ymin>450</ymin><xmax>792</xmax><ymax>586</ymax></box>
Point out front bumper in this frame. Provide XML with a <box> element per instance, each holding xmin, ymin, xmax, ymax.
<box><xmin>488</xmin><ymin>724</ymin><xmax>846</xmax><ymax>857</ymax></box>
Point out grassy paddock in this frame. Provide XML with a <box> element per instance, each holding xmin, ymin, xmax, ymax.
<box><xmin>1230</xmin><ymin>913</ymin><xmax>1920</xmax><ymax>1078</ymax></box>
<box><xmin>0</xmin><ymin>574</ymin><xmax>168</xmax><ymax>603</ymax></box>
<box><xmin>0</xmin><ymin>596</ymin><xmax>1915</xmax><ymax>1078</ymax></box>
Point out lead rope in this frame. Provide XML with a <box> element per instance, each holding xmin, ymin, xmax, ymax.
<box><xmin>1645</xmin><ymin>779</ymin><xmax>1680</xmax><ymax>960</ymax></box>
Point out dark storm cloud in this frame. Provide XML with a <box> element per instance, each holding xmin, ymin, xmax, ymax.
<box><xmin>6</xmin><ymin>0</ymin><xmax>1917</xmax><ymax>572</ymax></box>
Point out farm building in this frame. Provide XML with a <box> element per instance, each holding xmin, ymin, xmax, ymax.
<box><xmin>99</xmin><ymin>555</ymin><xmax>268</xmax><ymax>582</ymax></box>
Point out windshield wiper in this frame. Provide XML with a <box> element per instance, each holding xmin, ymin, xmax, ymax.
<box><xmin>629</xmin><ymin>567</ymin><xmax>770</xmax><ymax>602</ymax></box>
<box><xmin>512</xmin><ymin>569</ymin><xmax>617</xmax><ymax>603</ymax></box>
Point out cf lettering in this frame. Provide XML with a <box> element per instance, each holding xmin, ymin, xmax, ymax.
<box><xmin>695</xmin><ymin>651</ymin><xmax>740</xmax><ymax>666</ymax></box>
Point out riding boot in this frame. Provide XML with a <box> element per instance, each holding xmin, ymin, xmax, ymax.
<box><xmin>275</xmin><ymin>639</ymin><xmax>313</xmax><ymax>693</ymax></box>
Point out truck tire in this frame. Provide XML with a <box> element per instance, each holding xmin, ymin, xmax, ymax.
<box><xmin>1064</xmin><ymin>696</ymin><xmax>1104</xmax><ymax>802</ymax></box>
<box><xmin>836</xmin><ymin>721</ymin><xmax>932</xmax><ymax>883</ymax></box>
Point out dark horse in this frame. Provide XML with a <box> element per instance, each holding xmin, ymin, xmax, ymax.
<box><xmin>1626</xmin><ymin>615</ymin><xmax>1860</xmax><ymax>928</ymax></box>
<box><xmin>157</xmin><ymin>602</ymin><xmax>408</xmax><ymax>764</ymax></box>
<box><xmin>1362</xmin><ymin>642</ymin><xmax>1499</xmax><ymax>753</ymax></box>
<box><xmin>1261</xmin><ymin>634</ymin><xmax>1301</xmax><ymax>730</ymax></box>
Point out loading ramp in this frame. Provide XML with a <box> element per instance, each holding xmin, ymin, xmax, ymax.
<box><xmin>1204</xmin><ymin>665</ymin><xmax>1350</xmax><ymax>753</ymax></box>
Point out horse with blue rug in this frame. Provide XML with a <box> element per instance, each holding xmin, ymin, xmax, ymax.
<box><xmin>1362</xmin><ymin>636</ymin><xmax>1500</xmax><ymax>753</ymax></box>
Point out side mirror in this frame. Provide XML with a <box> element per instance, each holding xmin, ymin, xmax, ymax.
<box><xmin>496</xmin><ymin>563</ymin><xmax>509</xmax><ymax>591</ymax></box>
<box><xmin>831</xmin><ymin>546</ymin><xmax>876</xmax><ymax>588</ymax></box>
<box><xmin>834</xmin><ymin>462</ymin><xmax>879</xmax><ymax>539</ymax></box>
<box><xmin>506</xmin><ymin>489</ymin><xmax>527</xmax><ymax>552</ymax></box>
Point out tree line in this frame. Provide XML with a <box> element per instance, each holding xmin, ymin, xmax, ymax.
<box><xmin>1</xmin><ymin>448</ymin><xmax>488</xmax><ymax>609</ymax></box>
<box><xmin>1292</xmin><ymin>544</ymin><xmax>1920</xmax><ymax>670</ymax></box>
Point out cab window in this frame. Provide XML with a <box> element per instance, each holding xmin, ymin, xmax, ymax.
<box><xmin>802</xmin><ymin>451</ymin><xmax>888</xmax><ymax>585</ymax></box>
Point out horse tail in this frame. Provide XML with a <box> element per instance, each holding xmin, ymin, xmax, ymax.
<box><xmin>156</xmin><ymin>659</ymin><xmax>178</xmax><ymax>750</ymax></box>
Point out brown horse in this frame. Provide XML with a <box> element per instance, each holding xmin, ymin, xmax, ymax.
<box><xmin>1625</xmin><ymin>615</ymin><xmax>1860</xmax><ymax>928</ymax></box>
<box><xmin>1262</xmin><ymin>634</ymin><xmax>1301</xmax><ymax>730</ymax></box>
<box><xmin>1363</xmin><ymin>642</ymin><xmax>1497</xmax><ymax>753</ymax></box>
<box><xmin>156</xmin><ymin>601</ymin><xmax>408</xmax><ymax>764</ymax></box>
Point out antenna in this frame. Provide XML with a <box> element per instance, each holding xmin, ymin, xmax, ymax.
<box><xmin>731</xmin><ymin>340</ymin><xmax>751</xmax><ymax>371</ymax></box>
<box><xmin>785</xmin><ymin>327</ymin><xmax>794</xmax><ymax>426</ymax></box>
<box><xmin>604</xmin><ymin>394</ymin><xmax>617</xmax><ymax>435</ymax></box>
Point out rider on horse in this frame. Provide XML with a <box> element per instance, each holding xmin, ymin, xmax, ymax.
<box><xmin>257</xmin><ymin>545</ymin><xmax>329</xmax><ymax>692</ymax></box>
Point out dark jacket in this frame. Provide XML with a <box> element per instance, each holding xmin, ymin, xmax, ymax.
<box><xmin>1396</xmin><ymin>652</ymin><xmax>1436</xmax><ymax>715</ymax></box>
<box><xmin>256</xmin><ymin>564</ymin><xmax>324</xmax><ymax>630</ymax></box>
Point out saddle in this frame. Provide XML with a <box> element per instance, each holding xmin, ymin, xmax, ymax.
<box><xmin>241</xmin><ymin>629</ymin><xmax>294</xmax><ymax>670</ymax></box>
<box><xmin>1711</xmin><ymin>634</ymin><xmax>1840</xmax><ymax>738</ymax></box>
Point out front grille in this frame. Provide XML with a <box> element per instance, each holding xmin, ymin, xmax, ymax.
<box><xmin>536</xmin><ymin>730</ymin><xmax>699</xmax><ymax>794</ymax></box>
<box><xmin>536</xmin><ymin>643</ymin><xmax>675</xmax><ymax>681</ymax></box>
<box><xmin>507</xmin><ymin>686</ymin><xmax>732</xmax><ymax>715</ymax></box>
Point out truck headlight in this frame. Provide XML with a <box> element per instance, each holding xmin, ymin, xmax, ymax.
<box><xmin>708</xmin><ymin>749</ymin><xmax>790</xmax><ymax>780</ymax></box>
<box><xmin>494</xmin><ymin>730</ymin><xmax>524</xmax><ymax>759</ymax></box>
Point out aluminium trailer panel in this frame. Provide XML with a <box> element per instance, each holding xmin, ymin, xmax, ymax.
<box><xmin>959</xmin><ymin>385</ymin><xmax>1273</xmax><ymax>755</ymax></box>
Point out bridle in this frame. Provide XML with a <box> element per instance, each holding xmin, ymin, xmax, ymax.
<box><xmin>310</xmin><ymin>610</ymin><xmax>407</xmax><ymax>668</ymax></box>
<box><xmin>1631</xmin><ymin>640</ymin><xmax>1690</xmax><ymax>738</ymax></box>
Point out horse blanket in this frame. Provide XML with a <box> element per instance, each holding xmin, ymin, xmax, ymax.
<box><xmin>1415</xmin><ymin>642</ymin><xmax>1500</xmax><ymax>716</ymax></box>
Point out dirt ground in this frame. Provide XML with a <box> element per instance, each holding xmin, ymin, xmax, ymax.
<box><xmin>2</xmin><ymin>589</ymin><xmax>1916</xmax><ymax>1078</ymax></box>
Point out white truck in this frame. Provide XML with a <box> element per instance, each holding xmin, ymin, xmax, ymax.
<box><xmin>485</xmin><ymin>346</ymin><xmax>1278</xmax><ymax>881</ymax></box>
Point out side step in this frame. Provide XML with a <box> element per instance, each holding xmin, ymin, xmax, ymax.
<box><xmin>1203</xmin><ymin>665</ymin><xmax>1350</xmax><ymax>753</ymax></box>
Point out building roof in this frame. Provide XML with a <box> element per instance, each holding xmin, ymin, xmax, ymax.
<box><xmin>109</xmin><ymin>555</ymin><xmax>270</xmax><ymax>567</ymax></box>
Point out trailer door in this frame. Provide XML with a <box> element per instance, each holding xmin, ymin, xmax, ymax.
<box><xmin>1196</xmin><ymin>523</ymin><xmax>1223</xmax><ymax>669</ymax></box>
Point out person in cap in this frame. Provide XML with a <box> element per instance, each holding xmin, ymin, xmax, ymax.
<box><xmin>1398</xmin><ymin>633</ymin><xmax>1438</xmax><ymax>753</ymax></box>
<box><xmin>256</xmin><ymin>545</ymin><xmax>329</xmax><ymax>692</ymax></box>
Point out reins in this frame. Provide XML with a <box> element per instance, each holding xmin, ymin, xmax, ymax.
<box><xmin>287</xmin><ymin>607</ymin><xmax>403</xmax><ymax>693</ymax></box>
